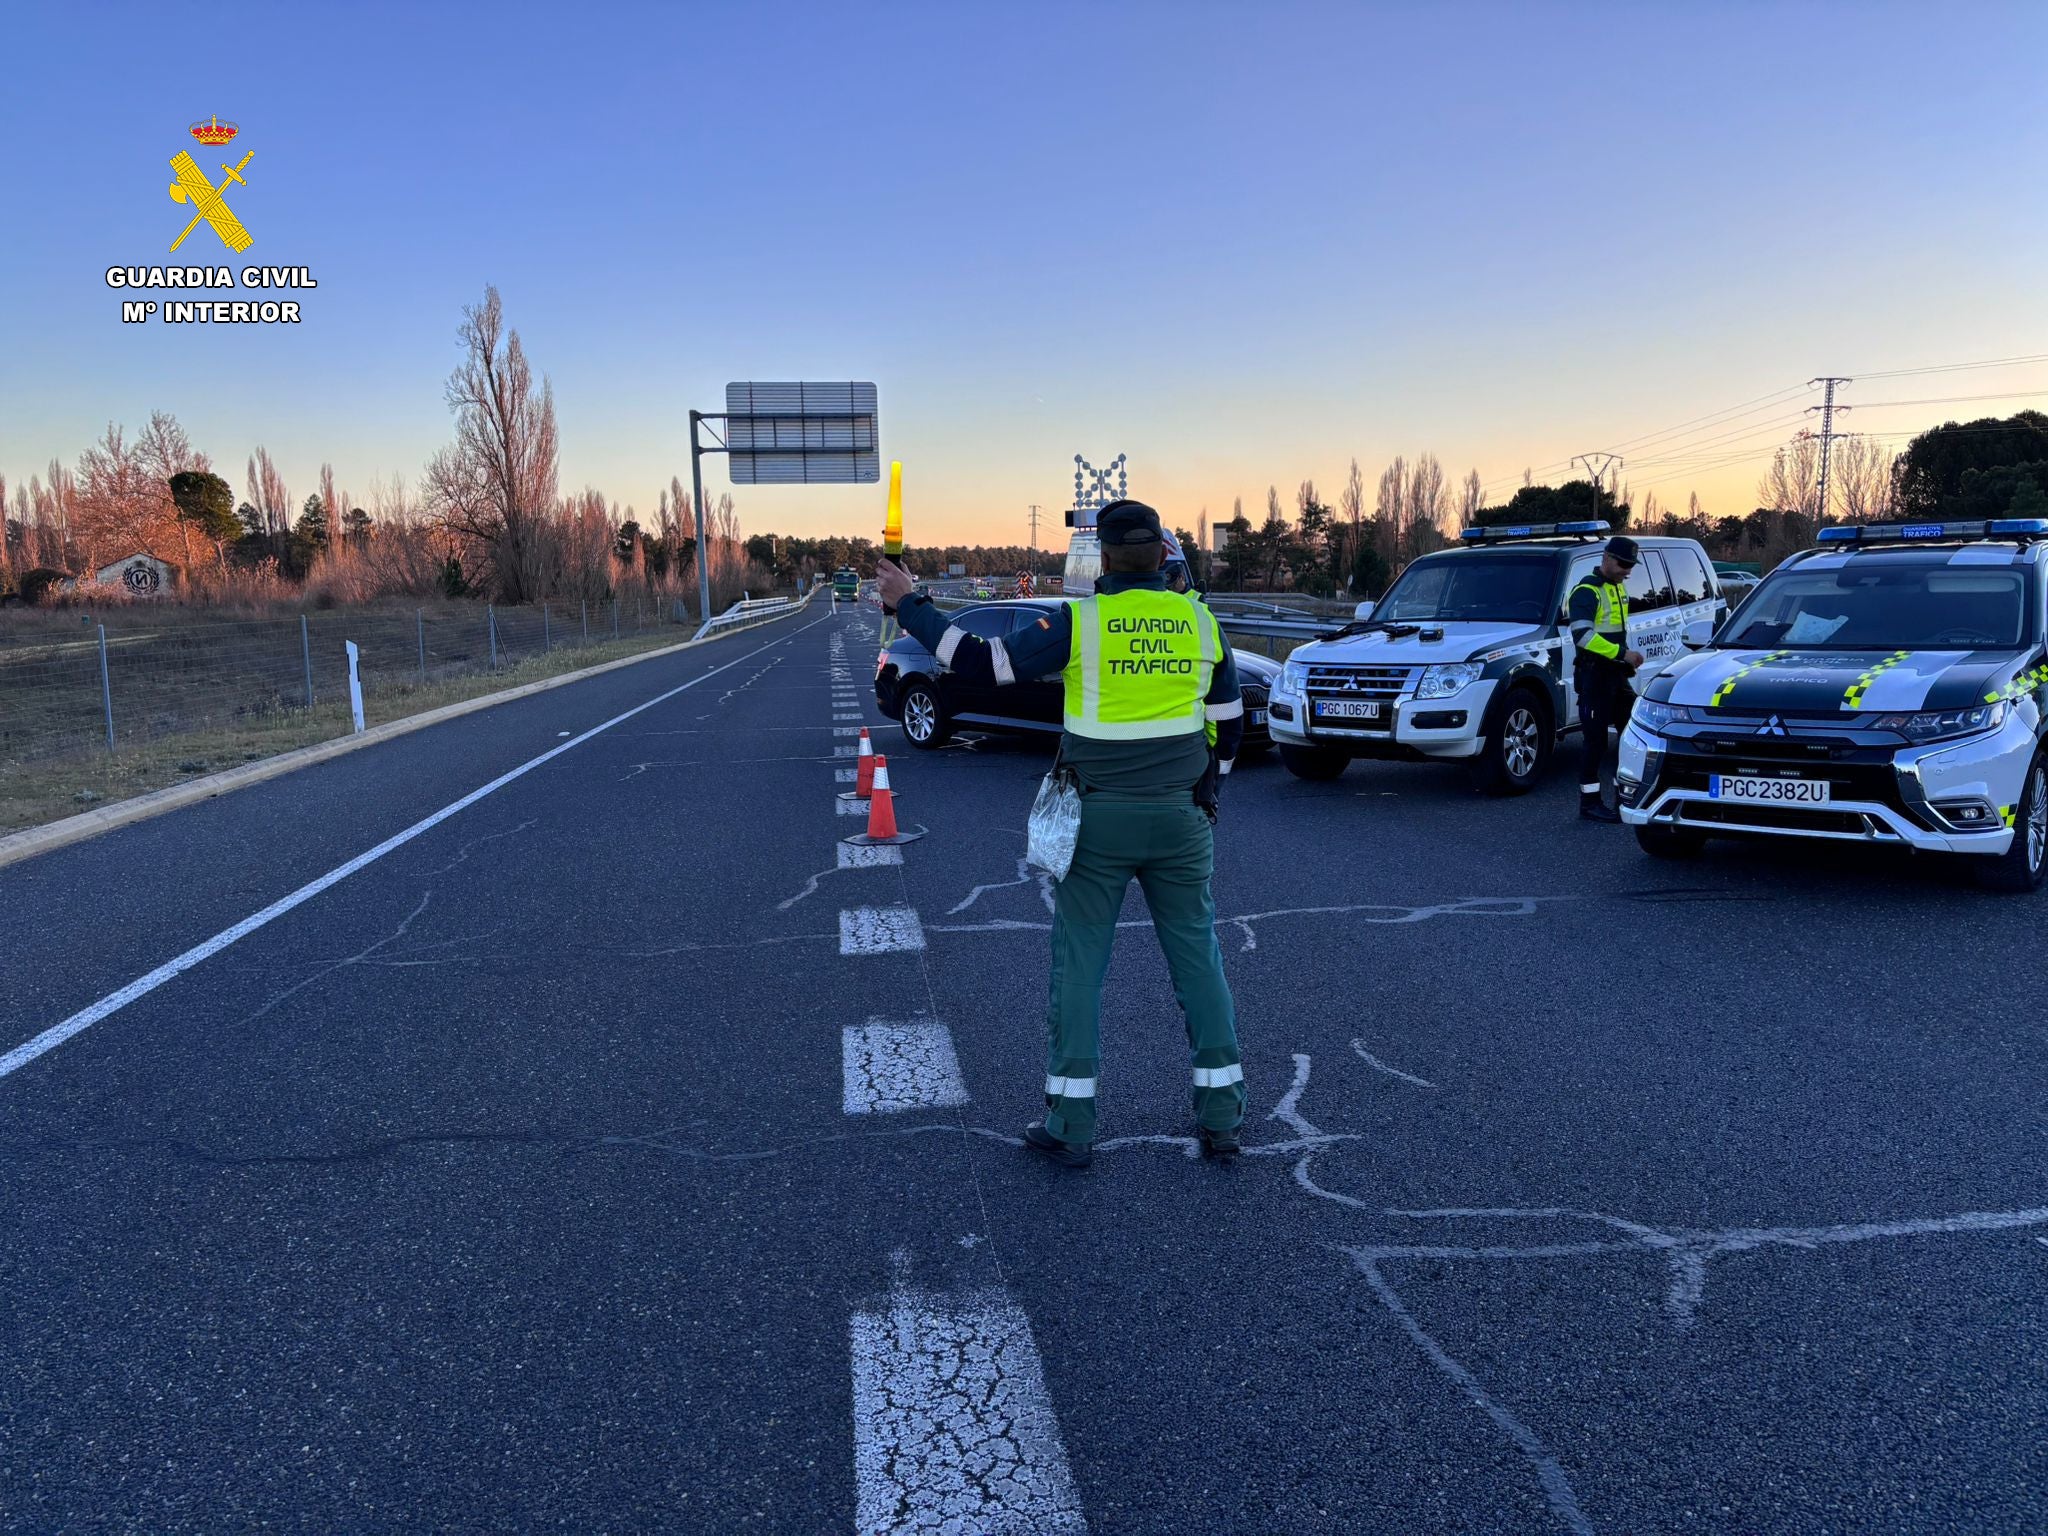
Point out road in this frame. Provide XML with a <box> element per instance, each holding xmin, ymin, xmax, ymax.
<box><xmin>3</xmin><ymin>601</ymin><xmax>2044</xmax><ymax>1534</ymax></box>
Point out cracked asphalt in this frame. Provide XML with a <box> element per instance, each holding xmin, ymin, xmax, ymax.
<box><xmin>3</xmin><ymin>601</ymin><xmax>2045</xmax><ymax>1533</ymax></box>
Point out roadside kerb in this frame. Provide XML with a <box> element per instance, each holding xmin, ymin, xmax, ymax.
<box><xmin>0</xmin><ymin>602</ymin><xmax>810</xmax><ymax>871</ymax></box>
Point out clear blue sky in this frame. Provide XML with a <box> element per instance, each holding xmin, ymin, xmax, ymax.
<box><xmin>4</xmin><ymin>0</ymin><xmax>2045</xmax><ymax>544</ymax></box>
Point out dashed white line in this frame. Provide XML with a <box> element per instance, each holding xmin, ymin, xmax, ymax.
<box><xmin>836</xmin><ymin>767</ymin><xmax>858</xmax><ymax>782</ymax></box>
<box><xmin>836</xmin><ymin>797</ymin><xmax>871</xmax><ymax>816</ymax></box>
<box><xmin>850</xmin><ymin>1277</ymin><xmax>1087</xmax><ymax>1535</ymax></box>
<box><xmin>839</xmin><ymin>843</ymin><xmax>902</xmax><ymax>869</ymax></box>
<box><xmin>841</xmin><ymin>1022</ymin><xmax>970</xmax><ymax>1115</ymax></box>
<box><xmin>840</xmin><ymin>906</ymin><xmax>926</xmax><ymax>954</ymax></box>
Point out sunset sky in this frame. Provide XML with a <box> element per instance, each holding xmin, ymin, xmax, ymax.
<box><xmin>5</xmin><ymin>0</ymin><xmax>2046</xmax><ymax>547</ymax></box>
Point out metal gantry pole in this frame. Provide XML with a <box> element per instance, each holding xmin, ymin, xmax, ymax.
<box><xmin>690</xmin><ymin>410</ymin><xmax>714</xmax><ymax>629</ymax></box>
<box><xmin>301</xmin><ymin>614</ymin><xmax>314</xmax><ymax>707</ymax></box>
<box><xmin>1809</xmin><ymin>376</ymin><xmax>1852</xmax><ymax>536</ymax></box>
<box><xmin>97</xmin><ymin>623</ymin><xmax>115</xmax><ymax>751</ymax></box>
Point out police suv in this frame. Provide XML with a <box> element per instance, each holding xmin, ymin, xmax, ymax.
<box><xmin>1619</xmin><ymin>518</ymin><xmax>2048</xmax><ymax>892</ymax></box>
<box><xmin>1268</xmin><ymin>522</ymin><xmax>1723</xmax><ymax>792</ymax></box>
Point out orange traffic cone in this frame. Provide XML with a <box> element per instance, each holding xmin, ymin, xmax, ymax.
<box><xmin>854</xmin><ymin>728</ymin><xmax>876</xmax><ymax>795</ymax></box>
<box><xmin>864</xmin><ymin>755</ymin><xmax>899</xmax><ymax>840</ymax></box>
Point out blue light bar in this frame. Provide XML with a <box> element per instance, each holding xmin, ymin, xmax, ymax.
<box><xmin>1458</xmin><ymin>520</ymin><xmax>1607</xmax><ymax>542</ymax></box>
<box><xmin>1810</xmin><ymin>518</ymin><xmax>2048</xmax><ymax>548</ymax></box>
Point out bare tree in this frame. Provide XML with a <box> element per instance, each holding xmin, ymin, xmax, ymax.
<box><xmin>427</xmin><ymin>285</ymin><xmax>560</xmax><ymax>602</ymax></box>
<box><xmin>1340</xmin><ymin>458</ymin><xmax>1365</xmax><ymax>528</ymax></box>
<box><xmin>73</xmin><ymin>423</ymin><xmax>160</xmax><ymax>574</ymax></box>
<box><xmin>1407</xmin><ymin>454</ymin><xmax>1447</xmax><ymax>557</ymax></box>
<box><xmin>1832</xmin><ymin>436</ymin><xmax>1896</xmax><ymax>523</ymax></box>
<box><xmin>247</xmin><ymin>447</ymin><xmax>291</xmax><ymax>536</ymax></box>
<box><xmin>1758</xmin><ymin>437</ymin><xmax>1823</xmax><ymax>523</ymax></box>
<box><xmin>1374</xmin><ymin>455</ymin><xmax>1406</xmax><ymax>567</ymax></box>
<box><xmin>1457</xmin><ymin>467</ymin><xmax>1484</xmax><ymax>527</ymax></box>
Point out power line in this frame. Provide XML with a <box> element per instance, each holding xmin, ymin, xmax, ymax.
<box><xmin>1829</xmin><ymin>388</ymin><xmax>2048</xmax><ymax>410</ymax></box>
<box><xmin>1847</xmin><ymin>351</ymin><xmax>2048</xmax><ymax>381</ymax></box>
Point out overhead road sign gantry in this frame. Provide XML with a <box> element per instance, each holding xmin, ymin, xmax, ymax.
<box><xmin>686</xmin><ymin>381</ymin><xmax>881</xmax><ymax>632</ymax></box>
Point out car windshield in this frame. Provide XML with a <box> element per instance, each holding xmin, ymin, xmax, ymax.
<box><xmin>1374</xmin><ymin>554</ymin><xmax>1556</xmax><ymax>623</ymax></box>
<box><xmin>1725</xmin><ymin>554</ymin><xmax>2032</xmax><ymax>650</ymax></box>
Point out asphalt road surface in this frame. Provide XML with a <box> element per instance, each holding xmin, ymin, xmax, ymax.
<box><xmin>4</xmin><ymin>600</ymin><xmax>2044</xmax><ymax>1534</ymax></box>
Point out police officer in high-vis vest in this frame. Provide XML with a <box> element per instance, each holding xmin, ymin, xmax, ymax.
<box><xmin>1567</xmin><ymin>535</ymin><xmax>1644</xmax><ymax>822</ymax></box>
<box><xmin>876</xmin><ymin>501</ymin><xmax>1246</xmax><ymax>1169</ymax></box>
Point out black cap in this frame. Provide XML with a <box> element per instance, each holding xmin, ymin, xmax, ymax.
<box><xmin>1605</xmin><ymin>535</ymin><xmax>1640</xmax><ymax>566</ymax></box>
<box><xmin>1096</xmin><ymin>499</ymin><xmax>1163</xmax><ymax>546</ymax></box>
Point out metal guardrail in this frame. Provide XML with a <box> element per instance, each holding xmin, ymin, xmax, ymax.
<box><xmin>692</xmin><ymin>587</ymin><xmax>814</xmax><ymax>641</ymax></box>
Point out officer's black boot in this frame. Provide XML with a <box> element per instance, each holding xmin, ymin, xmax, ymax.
<box><xmin>1579</xmin><ymin>789</ymin><xmax>1621</xmax><ymax>823</ymax></box>
<box><xmin>1198</xmin><ymin>1124</ymin><xmax>1242</xmax><ymax>1159</ymax></box>
<box><xmin>1023</xmin><ymin>1123</ymin><xmax>1092</xmax><ymax>1169</ymax></box>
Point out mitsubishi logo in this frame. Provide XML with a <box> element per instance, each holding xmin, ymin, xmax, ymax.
<box><xmin>1758</xmin><ymin>715</ymin><xmax>1787</xmax><ymax>737</ymax></box>
<box><xmin>1341</xmin><ymin>677</ymin><xmax>1360</xmax><ymax>691</ymax></box>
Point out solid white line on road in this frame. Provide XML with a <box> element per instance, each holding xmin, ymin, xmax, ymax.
<box><xmin>0</xmin><ymin>616</ymin><xmax>829</xmax><ymax>1084</ymax></box>
<box><xmin>840</xmin><ymin>906</ymin><xmax>925</xmax><ymax>954</ymax></box>
<box><xmin>851</xmin><ymin>1279</ymin><xmax>1088</xmax><ymax>1534</ymax></box>
<box><xmin>841</xmin><ymin>1022</ymin><xmax>970</xmax><ymax>1114</ymax></box>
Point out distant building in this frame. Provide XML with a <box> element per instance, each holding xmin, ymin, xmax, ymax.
<box><xmin>95</xmin><ymin>553</ymin><xmax>177</xmax><ymax>596</ymax></box>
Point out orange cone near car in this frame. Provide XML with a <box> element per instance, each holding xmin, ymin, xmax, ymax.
<box><xmin>864</xmin><ymin>755</ymin><xmax>900</xmax><ymax>840</ymax></box>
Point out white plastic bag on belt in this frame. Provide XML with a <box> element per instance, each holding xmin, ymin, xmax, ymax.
<box><xmin>1026</xmin><ymin>766</ymin><xmax>1082</xmax><ymax>881</ymax></box>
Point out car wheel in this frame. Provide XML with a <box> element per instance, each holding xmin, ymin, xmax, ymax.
<box><xmin>899</xmin><ymin>682</ymin><xmax>950</xmax><ymax>749</ymax></box>
<box><xmin>1280</xmin><ymin>744</ymin><xmax>1349</xmax><ymax>781</ymax></box>
<box><xmin>1975</xmin><ymin>753</ymin><xmax>2048</xmax><ymax>892</ymax></box>
<box><xmin>1635</xmin><ymin>821</ymin><xmax>1708</xmax><ymax>859</ymax></box>
<box><xmin>1469</xmin><ymin>688</ymin><xmax>1552</xmax><ymax>796</ymax></box>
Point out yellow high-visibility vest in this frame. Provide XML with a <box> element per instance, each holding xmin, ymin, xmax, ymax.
<box><xmin>1061</xmin><ymin>589</ymin><xmax>1221</xmax><ymax>741</ymax></box>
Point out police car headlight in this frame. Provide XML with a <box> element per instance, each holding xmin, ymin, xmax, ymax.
<box><xmin>1631</xmin><ymin>699</ymin><xmax>1692</xmax><ymax>735</ymax></box>
<box><xmin>1873</xmin><ymin>702</ymin><xmax>2006</xmax><ymax>742</ymax></box>
<box><xmin>1415</xmin><ymin>662</ymin><xmax>1482</xmax><ymax>700</ymax></box>
<box><xmin>1280</xmin><ymin>658</ymin><xmax>1308</xmax><ymax>694</ymax></box>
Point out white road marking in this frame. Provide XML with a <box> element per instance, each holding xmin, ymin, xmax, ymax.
<box><xmin>834</xmin><ymin>727</ymin><xmax>858</xmax><ymax>736</ymax></box>
<box><xmin>0</xmin><ymin>618</ymin><xmax>826</xmax><ymax>1083</ymax></box>
<box><xmin>833</xmin><ymin>711</ymin><xmax>863</xmax><ymax>721</ymax></box>
<box><xmin>1350</xmin><ymin>1038</ymin><xmax>1438</xmax><ymax>1089</ymax></box>
<box><xmin>776</xmin><ymin>843</ymin><xmax>903</xmax><ymax>910</ymax></box>
<box><xmin>836</xmin><ymin>767</ymin><xmax>857</xmax><ymax>782</ymax></box>
<box><xmin>834</xmin><ymin>744</ymin><xmax>857</xmax><ymax>756</ymax></box>
<box><xmin>850</xmin><ymin>1278</ymin><xmax>1087</xmax><ymax>1534</ymax></box>
<box><xmin>836</xmin><ymin>797</ymin><xmax>871</xmax><ymax>816</ymax></box>
<box><xmin>841</xmin><ymin>1021</ymin><xmax>970</xmax><ymax>1114</ymax></box>
<box><xmin>840</xmin><ymin>906</ymin><xmax>925</xmax><ymax>954</ymax></box>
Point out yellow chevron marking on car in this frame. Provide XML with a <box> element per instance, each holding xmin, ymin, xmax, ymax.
<box><xmin>1710</xmin><ymin>650</ymin><xmax>1790</xmax><ymax>707</ymax></box>
<box><xmin>2002</xmin><ymin>805</ymin><xmax>2018</xmax><ymax>829</ymax></box>
<box><xmin>1843</xmin><ymin>650</ymin><xmax>1912</xmax><ymax>710</ymax></box>
<box><xmin>1984</xmin><ymin>661</ymin><xmax>2048</xmax><ymax>704</ymax></box>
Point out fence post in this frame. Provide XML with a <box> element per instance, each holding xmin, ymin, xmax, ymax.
<box><xmin>416</xmin><ymin>608</ymin><xmax>427</xmax><ymax>685</ymax></box>
<box><xmin>543</xmin><ymin>602</ymin><xmax>551</xmax><ymax>652</ymax></box>
<box><xmin>488</xmin><ymin>604</ymin><xmax>498</xmax><ymax>668</ymax></box>
<box><xmin>581</xmin><ymin>599</ymin><xmax>589</xmax><ymax>646</ymax></box>
<box><xmin>301</xmin><ymin>614</ymin><xmax>314</xmax><ymax>707</ymax></box>
<box><xmin>612</xmin><ymin>600</ymin><xmax>620</xmax><ymax>641</ymax></box>
<box><xmin>345</xmin><ymin>640</ymin><xmax>366</xmax><ymax>733</ymax></box>
<box><xmin>97</xmin><ymin>623</ymin><xmax>115</xmax><ymax>752</ymax></box>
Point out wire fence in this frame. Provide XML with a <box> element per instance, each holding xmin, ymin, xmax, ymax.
<box><xmin>0</xmin><ymin>596</ymin><xmax>699</xmax><ymax>768</ymax></box>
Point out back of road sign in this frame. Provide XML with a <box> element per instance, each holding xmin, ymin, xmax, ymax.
<box><xmin>725</xmin><ymin>381</ymin><xmax>880</xmax><ymax>484</ymax></box>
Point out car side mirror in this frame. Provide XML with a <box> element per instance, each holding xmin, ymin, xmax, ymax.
<box><xmin>1681</xmin><ymin>619</ymin><xmax>1714</xmax><ymax>650</ymax></box>
<box><xmin>1353</xmin><ymin>600</ymin><xmax>1376</xmax><ymax>621</ymax></box>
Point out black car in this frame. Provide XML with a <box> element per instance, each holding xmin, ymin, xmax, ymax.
<box><xmin>876</xmin><ymin>599</ymin><xmax>1277</xmax><ymax>754</ymax></box>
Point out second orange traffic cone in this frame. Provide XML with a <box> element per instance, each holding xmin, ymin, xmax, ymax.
<box><xmin>864</xmin><ymin>755</ymin><xmax>900</xmax><ymax>840</ymax></box>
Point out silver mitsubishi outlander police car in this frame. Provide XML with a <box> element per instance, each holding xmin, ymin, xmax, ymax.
<box><xmin>1619</xmin><ymin>518</ymin><xmax>2048</xmax><ymax>892</ymax></box>
<box><xmin>1268</xmin><ymin>522</ymin><xmax>1723</xmax><ymax>792</ymax></box>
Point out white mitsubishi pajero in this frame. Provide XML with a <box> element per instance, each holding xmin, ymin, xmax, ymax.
<box><xmin>1267</xmin><ymin>522</ymin><xmax>1723</xmax><ymax>792</ymax></box>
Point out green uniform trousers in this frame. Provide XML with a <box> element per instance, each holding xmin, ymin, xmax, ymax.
<box><xmin>1042</xmin><ymin>797</ymin><xmax>1244</xmax><ymax>1146</ymax></box>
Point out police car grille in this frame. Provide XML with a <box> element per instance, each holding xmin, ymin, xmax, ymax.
<box><xmin>1677</xmin><ymin>802</ymin><xmax>1872</xmax><ymax>835</ymax></box>
<box><xmin>1305</xmin><ymin>665</ymin><xmax>1412</xmax><ymax>701</ymax></box>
